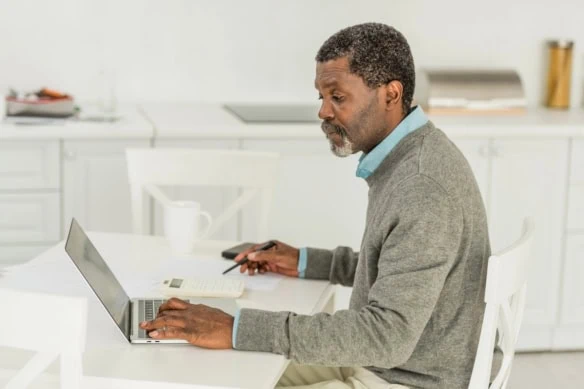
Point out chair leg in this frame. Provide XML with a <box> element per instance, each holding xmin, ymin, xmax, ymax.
<box><xmin>60</xmin><ymin>352</ymin><xmax>82</xmax><ymax>389</ymax></box>
<box><xmin>5</xmin><ymin>351</ymin><xmax>58</xmax><ymax>389</ymax></box>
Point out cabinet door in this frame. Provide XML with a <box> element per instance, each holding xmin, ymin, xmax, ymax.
<box><xmin>152</xmin><ymin>140</ymin><xmax>239</xmax><ymax>241</ymax></box>
<box><xmin>0</xmin><ymin>141</ymin><xmax>59</xmax><ymax>190</ymax></box>
<box><xmin>450</xmin><ymin>138</ymin><xmax>490</xmax><ymax>213</ymax></box>
<box><xmin>489</xmin><ymin>140</ymin><xmax>569</xmax><ymax>348</ymax></box>
<box><xmin>63</xmin><ymin>140</ymin><xmax>150</xmax><ymax>235</ymax></box>
<box><xmin>561</xmin><ymin>235</ymin><xmax>584</xmax><ymax>324</ymax></box>
<box><xmin>0</xmin><ymin>193</ymin><xmax>60</xmax><ymax>243</ymax></box>
<box><xmin>242</xmin><ymin>139</ymin><xmax>368</xmax><ymax>250</ymax></box>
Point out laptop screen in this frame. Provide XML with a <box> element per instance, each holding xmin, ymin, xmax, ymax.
<box><xmin>65</xmin><ymin>218</ymin><xmax>131</xmax><ymax>340</ymax></box>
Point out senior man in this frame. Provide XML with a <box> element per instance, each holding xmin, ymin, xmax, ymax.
<box><xmin>141</xmin><ymin>23</ymin><xmax>491</xmax><ymax>389</ymax></box>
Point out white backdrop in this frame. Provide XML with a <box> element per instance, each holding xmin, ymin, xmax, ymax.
<box><xmin>0</xmin><ymin>0</ymin><xmax>582</xmax><ymax>108</ymax></box>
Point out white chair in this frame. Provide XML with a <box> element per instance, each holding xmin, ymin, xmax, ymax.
<box><xmin>0</xmin><ymin>288</ymin><xmax>87</xmax><ymax>389</ymax></box>
<box><xmin>468</xmin><ymin>218</ymin><xmax>535</xmax><ymax>389</ymax></box>
<box><xmin>126</xmin><ymin>149</ymin><xmax>280</xmax><ymax>240</ymax></box>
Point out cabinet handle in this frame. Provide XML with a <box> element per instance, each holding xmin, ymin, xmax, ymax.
<box><xmin>64</xmin><ymin>150</ymin><xmax>77</xmax><ymax>160</ymax></box>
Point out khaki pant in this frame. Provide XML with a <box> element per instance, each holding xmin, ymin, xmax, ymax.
<box><xmin>276</xmin><ymin>363</ymin><xmax>409</xmax><ymax>389</ymax></box>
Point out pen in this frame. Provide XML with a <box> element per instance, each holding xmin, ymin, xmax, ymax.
<box><xmin>222</xmin><ymin>240</ymin><xmax>277</xmax><ymax>275</ymax></box>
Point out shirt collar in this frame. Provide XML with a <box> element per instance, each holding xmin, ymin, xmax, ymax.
<box><xmin>356</xmin><ymin>106</ymin><xmax>428</xmax><ymax>179</ymax></box>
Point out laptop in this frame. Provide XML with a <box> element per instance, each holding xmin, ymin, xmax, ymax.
<box><xmin>64</xmin><ymin>218</ymin><xmax>238</xmax><ymax>344</ymax></box>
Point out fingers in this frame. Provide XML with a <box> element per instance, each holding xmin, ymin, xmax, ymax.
<box><xmin>233</xmin><ymin>242</ymin><xmax>267</xmax><ymax>262</ymax></box>
<box><xmin>159</xmin><ymin>297</ymin><xmax>189</xmax><ymax>313</ymax></box>
<box><xmin>246</xmin><ymin>250</ymin><xmax>283</xmax><ymax>264</ymax></box>
<box><xmin>140</xmin><ymin>313</ymin><xmax>185</xmax><ymax>331</ymax></box>
<box><xmin>148</xmin><ymin>325</ymin><xmax>188</xmax><ymax>340</ymax></box>
<box><xmin>258</xmin><ymin>263</ymin><xmax>268</xmax><ymax>274</ymax></box>
<box><xmin>247</xmin><ymin>261</ymin><xmax>258</xmax><ymax>276</ymax></box>
<box><xmin>240</xmin><ymin>260</ymin><xmax>261</xmax><ymax>275</ymax></box>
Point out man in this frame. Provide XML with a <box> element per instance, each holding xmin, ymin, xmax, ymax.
<box><xmin>141</xmin><ymin>23</ymin><xmax>491</xmax><ymax>389</ymax></box>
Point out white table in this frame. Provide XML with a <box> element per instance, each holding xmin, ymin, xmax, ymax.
<box><xmin>0</xmin><ymin>232</ymin><xmax>335</xmax><ymax>388</ymax></box>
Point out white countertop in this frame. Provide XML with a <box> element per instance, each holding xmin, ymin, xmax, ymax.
<box><xmin>141</xmin><ymin>102</ymin><xmax>584</xmax><ymax>139</ymax></box>
<box><xmin>2</xmin><ymin>102</ymin><xmax>584</xmax><ymax>140</ymax></box>
<box><xmin>0</xmin><ymin>104</ymin><xmax>153</xmax><ymax>140</ymax></box>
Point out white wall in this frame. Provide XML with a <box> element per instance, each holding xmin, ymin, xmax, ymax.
<box><xmin>1</xmin><ymin>0</ymin><xmax>582</xmax><ymax>108</ymax></box>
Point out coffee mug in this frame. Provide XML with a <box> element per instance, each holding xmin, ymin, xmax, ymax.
<box><xmin>163</xmin><ymin>201</ymin><xmax>213</xmax><ymax>254</ymax></box>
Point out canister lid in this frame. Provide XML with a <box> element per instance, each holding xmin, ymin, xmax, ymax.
<box><xmin>548</xmin><ymin>40</ymin><xmax>574</xmax><ymax>49</ymax></box>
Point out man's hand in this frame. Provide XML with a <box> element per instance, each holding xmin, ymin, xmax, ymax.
<box><xmin>139</xmin><ymin>298</ymin><xmax>234</xmax><ymax>349</ymax></box>
<box><xmin>235</xmin><ymin>240</ymin><xmax>300</xmax><ymax>277</ymax></box>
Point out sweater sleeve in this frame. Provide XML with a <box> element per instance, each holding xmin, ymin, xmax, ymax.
<box><xmin>301</xmin><ymin>246</ymin><xmax>360</xmax><ymax>287</ymax></box>
<box><xmin>233</xmin><ymin>175</ymin><xmax>463</xmax><ymax>367</ymax></box>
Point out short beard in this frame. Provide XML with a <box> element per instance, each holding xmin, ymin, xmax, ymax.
<box><xmin>322</xmin><ymin>122</ymin><xmax>354</xmax><ymax>158</ymax></box>
<box><xmin>330</xmin><ymin>132</ymin><xmax>354</xmax><ymax>157</ymax></box>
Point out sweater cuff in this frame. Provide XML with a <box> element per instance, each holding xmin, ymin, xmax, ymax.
<box><xmin>232</xmin><ymin>308</ymin><xmax>241</xmax><ymax>349</ymax></box>
<box><xmin>233</xmin><ymin>308</ymin><xmax>291</xmax><ymax>354</ymax></box>
<box><xmin>304</xmin><ymin>248</ymin><xmax>333</xmax><ymax>280</ymax></box>
<box><xmin>298</xmin><ymin>248</ymin><xmax>308</xmax><ymax>278</ymax></box>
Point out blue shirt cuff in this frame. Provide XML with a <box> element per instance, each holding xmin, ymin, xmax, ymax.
<box><xmin>298</xmin><ymin>247</ymin><xmax>308</xmax><ymax>278</ymax></box>
<box><xmin>232</xmin><ymin>308</ymin><xmax>241</xmax><ymax>348</ymax></box>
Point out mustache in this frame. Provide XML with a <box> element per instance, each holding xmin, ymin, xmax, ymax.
<box><xmin>321</xmin><ymin>121</ymin><xmax>347</xmax><ymax>136</ymax></box>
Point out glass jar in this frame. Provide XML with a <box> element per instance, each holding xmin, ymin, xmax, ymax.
<box><xmin>545</xmin><ymin>40</ymin><xmax>574</xmax><ymax>109</ymax></box>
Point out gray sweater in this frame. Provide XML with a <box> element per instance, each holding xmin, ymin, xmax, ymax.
<box><xmin>235</xmin><ymin>121</ymin><xmax>491</xmax><ymax>389</ymax></box>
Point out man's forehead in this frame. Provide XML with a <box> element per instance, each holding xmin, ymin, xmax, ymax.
<box><xmin>315</xmin><ymin>58</ymin><xmax>352</xmax><ymax>87</ymax></box>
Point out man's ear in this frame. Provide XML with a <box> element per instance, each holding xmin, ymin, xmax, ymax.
<box><xmin>384</xmin><ymin>80</ymin><xmax>403</xmax><ymax>111</ymax></box>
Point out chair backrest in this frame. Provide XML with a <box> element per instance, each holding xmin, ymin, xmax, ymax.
<box><xmin>126</xmin><ymin>148</ymin><xmax>280</xmax><ymax>240</ymax></box>
<box><xmin>0</xmin><ymin>288</ymin><xmax>87</xmax><ymax>389</ymax></box>
<box><xmin>468</xmin><ymin>217</ymin><xmax>535</xmax><ymax>389</ymax></box>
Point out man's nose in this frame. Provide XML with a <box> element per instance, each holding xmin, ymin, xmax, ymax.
<box><xmin>318</xmin><ymin>100</ymin><xmax>334</xmax><ymax>121</ymax></box>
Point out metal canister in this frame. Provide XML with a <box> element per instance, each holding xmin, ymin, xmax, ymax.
<box><xmin>545</xmin><ymin>40</ymin><xmax>574</xmax><ymax>109</ymax></box>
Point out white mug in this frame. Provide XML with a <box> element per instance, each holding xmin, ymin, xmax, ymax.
<box><xmin>163</xmin><ymin>201</ymin><xmax>213</xmax><ymax>254</ymax></box>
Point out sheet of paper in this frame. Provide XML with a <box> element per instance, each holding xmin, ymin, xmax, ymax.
<box><xmin>135</xmin><ymin>258</ymin><xmax>285</xmax><ymax>293</ymax></box>
<box><xmin>223</xmin><ymin>271</ymin><xmax>285</xmax><ymax>291</ymax></box>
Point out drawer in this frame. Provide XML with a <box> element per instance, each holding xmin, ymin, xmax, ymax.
<box><xmin>0</xmin><ymin>141</ymin><xmax>60</xmax><ymax>189</ymax></box>
<box><xmin>0</xmin><ymin>244</ymin><xmax>53</xmax><ymax>267</ymax></box>
<box><xmin>571</xmin><ymin>139</ymin><xmax>584</xmax><ymax>182</ymax></box>
<box><xmin>567</xmin><ymin>183</ymin><xmax>584</xmax><ymax>230</ymax></box>
<box><xmin>0</xmin><ymin>192</ymin><xmax>61</xmax><ymax>243</ymax></box>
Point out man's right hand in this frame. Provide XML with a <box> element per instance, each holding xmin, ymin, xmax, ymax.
<box><xmin>235</xmin><ymin>240</ymin><xmax>300</xmax><ymax>278</ymax></box>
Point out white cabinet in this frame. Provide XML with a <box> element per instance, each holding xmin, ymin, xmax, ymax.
<box><xmin>450</xmin><ymin>138</ymin><xmax>490</xmax><ymax>212</ymax></box>
<box><xmin>560</xmin><ymin>236</ymin><xmax>584</xmax><ymax>325</ymax></box>
<box><xmin>0</xmin><ymin>193</ymin><xmax>60</xmax><ymax>243</ymax></box>
<box><xmin>488</xmin><ymin>140</ymin><xmax>569</xmax><ymax>350</ymax></box>
<box><xmin>553</xmin><ymin>140</ymin><xmax>584</xmax><ymax>349</ymax></box>
<box><xmin>553</xmin><ymin>235</ymin><xmax>584</xmax><ymax>349</ymax></box>
<box><xmin>152</xmin><ymin>140</ymin><xmax>239</xmax><ymax>241</ymax></box>
<box><xmin>62</xmin><ymin>140</ymin><xmax>150</xmax><ymax>235</ymax></box>
<box><xmin>439</xmin><ymin>138</ymin><xmax>571</xmax><ymax>350</ymax></box>
<box><xmin>0</xmin><ymin>141</ymin><xmax>59</xmax><ymax>190</ymax></box>
<box><xmin>0</xmin><ymin>140</ymin><xmax>60</xmax><ymax>266</ymax></box>
<box><xmin>241</xmin><ymin>139</ymin><xmax>368</xmax><ymax>250</ymax></box>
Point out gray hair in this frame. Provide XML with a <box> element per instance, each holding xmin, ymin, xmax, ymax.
<box><xmin>316</xmin><ymin>23</ymin><xmax>415</xmax><ymax>114</ymax></box>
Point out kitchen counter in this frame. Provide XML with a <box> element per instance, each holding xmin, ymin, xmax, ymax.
<box><xmin>2</xmin><ymin>102</ymin><xmax>583</xmax><ymax>140</ymax></box>
<box><xmin>140</xmin><ymin>103</ymin><xmax>584</xmax><ymax>139</ymax></box>
<box><xmin>0</xmin><ymin>104</ymin><xmax>152</xmax><ymax>140</ymax></box>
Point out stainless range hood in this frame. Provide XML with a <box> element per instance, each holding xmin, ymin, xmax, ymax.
<box><xmin>414</xmin><ymin>69</ymin><xmax>527</xmax><ymax>114</ymax></box>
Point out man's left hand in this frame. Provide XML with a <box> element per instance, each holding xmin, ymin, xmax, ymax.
<box><xmin>139</xmin><ymin>297</ymin><xmax>234</xmax><ymax>349</ymax></box>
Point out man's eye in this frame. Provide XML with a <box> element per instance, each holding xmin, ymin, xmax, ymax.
<box><xmin>332</xmin><ymin>95</ymin><xmax>344</xmax><ymax>102</ymax></box>
<box><xmin>317</xmin><ymin>95</ymin><xmax>323</xmax><ymax>100</ymax></box>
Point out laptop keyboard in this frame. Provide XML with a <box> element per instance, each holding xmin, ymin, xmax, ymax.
<box><xmin>138</xmin><ymin>299</ymin><xmax>166</xmax><ymax>339</ymax></box>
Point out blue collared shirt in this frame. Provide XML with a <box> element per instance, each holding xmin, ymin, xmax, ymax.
<box><xmin>233</xmin><ymin>106</ymin><xmax>429</xmax><ymax>348</ymax></box>
<box><xmin>356</xmin><ymin>106</ymin><xmax>428</xmax><ymax>179</ymax></box>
